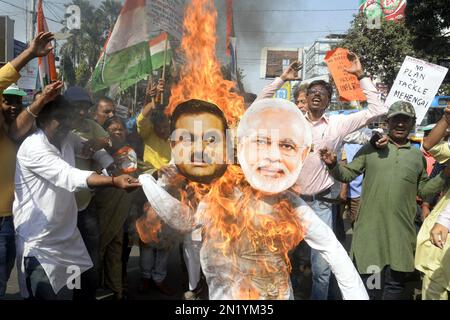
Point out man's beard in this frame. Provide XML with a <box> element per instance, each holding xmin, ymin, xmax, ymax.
<box><xmin>239</xmin><ymin>156</ymin><xmax>302</xmax><ymax>194</ymax></box>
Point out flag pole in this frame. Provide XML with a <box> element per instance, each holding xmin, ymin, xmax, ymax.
<box><xmin>160</xmin><ymin>35</ymin><xmax>169</xmax><ymax>104</ymax></box>
<box><xmin>146</xmin><ymin>74</ymin><xmax>154</xmax><ymax>105</ymax></box>
<box><xmin>133</xmin><ymin>79</ymin><xmax>138</xmax><ymax>116</ymax></box>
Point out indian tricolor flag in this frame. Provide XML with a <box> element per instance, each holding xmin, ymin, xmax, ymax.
<box><xmin>149</xmin><ymin>32</ymin><xmax>172</xmax><ymax>71</ymax></box>
<box><xmin>91</xmin><ymin>0</ymin><xmax>152</xmax><ymax>92</ymax></box>
<box><xmin>37</xmin><ymin>0</ymin><xmax>57</xmax><ymax>88</ymax></box>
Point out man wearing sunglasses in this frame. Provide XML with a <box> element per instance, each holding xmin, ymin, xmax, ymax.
<box><xmin>257</xmin><ymin>53</ymin><xmax>387</xmax><ymax>300</ymax></box>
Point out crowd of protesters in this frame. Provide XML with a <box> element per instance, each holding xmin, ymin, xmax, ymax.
<box><xmin>0</xmin><ymin>31</ymin><xmax>449</xmax><ymax>301</ymax></box>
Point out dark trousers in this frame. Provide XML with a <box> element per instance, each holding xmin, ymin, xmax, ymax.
<box><xmin>360</xmin><ymin>265</ymin><xmax>411</xmax><ymax>300</ymax></box>
<box><xmin>0</xmin><ymin>216</ymin><xmax>15</xmax><ymax>298</ymax></box>
<box><xmin>74</xmin><ymin>205</ymin><xmax>100</xmax><ymax>300</ymax></box>
<box><xmin>24</xmin><ymin>257</ymin><xmax>72</xmax><ymax>300</ymax></box>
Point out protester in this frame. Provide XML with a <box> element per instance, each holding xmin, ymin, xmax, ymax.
<box><xmin>320</xmin><ymin>101</ymin><xmax>449</xmax><ymax>300</ymax></box>
<box><xmin>292</xmin><ymin>82</ymin><xmax>308</xmax><ymax>113</ymax></box>
<box><xmin>13</xmin><ymin>95</ymin><xmax>140</xmax><ymax>300</ymax></box>
<box><xmin>415</xmin><ymin>103</ymin><xmax>450</xmax><ymax>299</ymax></box>
<box><xmin>90</xmin><ymin>116</ymin><xmax>139</xmax><ymax>300</ymax></box>
<box><xmin>64</xmin><ymin>86</ymin><xmax>115</xmax><ymax>300</ymax></box>
<box><xmin>94</xmin><ymin>97</ymin><xmax>115</xmax><ymax>126</ymax></box>
<box><xmin>257</xmin><ymin>53</ymin><xmax>386</xmax><ymax>300</ymax></box>
<box><xmin>2</xmin><ymin>84</ymin><xmax>26</xmax><ymax>125</ymax></box>
<box><xmin>0</xmin><ymin>31</ymin><xmax>57</xmax><ymax>299</ymax></box>
<box><xmin>136</xmin><ymin>79</ymin><xmax>171</xmax><ymax>173</ymax></box>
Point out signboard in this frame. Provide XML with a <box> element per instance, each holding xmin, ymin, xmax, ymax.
<box><xmin>359</xmin><ymin>0</ymin><xmax>406</xmax><ymax>22</ymax></box>
<box><xmin>325</xmin><ymin>48</ymin><xmax>366</xmax><ymax>102</ymax></box>
<box><xmin>385</xmin><ymin>56</ymin><xmax>448</xmax><ymax>125</ymax></box>
<box><xmin>147</xmin><ymin>0</ymin><xmax>186</xmax><ymax>40</ymax></box>
<box><xmin>274</xmin><ymin>82</ymin><xmax>291</xmax><ymax>100</ymax></box>
<box><xmin>18</xmin><ymin>59</ymin><xmax>38</xmax><ymax>90</ymax></box>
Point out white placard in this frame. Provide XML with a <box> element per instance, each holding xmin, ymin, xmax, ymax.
<box><xmin>147</xmin><ymin>0</ymin><xmax>186</xmax><ymax>40</ymax></box>
<box><xmin>385</xmin><ymin>56</ymin><xmax>448</xmax><ymax>125</ymax></box>
<box><xmin>17</xmin><ymin>59</ymin><xmax>38</xmax><ymax>90</ymax></box>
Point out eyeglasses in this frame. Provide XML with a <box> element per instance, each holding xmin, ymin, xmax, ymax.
<box><xmin>307</xmin><ymin>88</ymin><xmax>329</xmax><ymax>96</ymax></box>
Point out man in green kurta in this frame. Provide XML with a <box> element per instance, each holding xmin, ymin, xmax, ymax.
<box><xmin>319</xmin><ymin>101</ymin><xmax>448</xmax><ymax>300</ymax></box>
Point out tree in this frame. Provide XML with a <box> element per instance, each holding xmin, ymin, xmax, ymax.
<box><xmin>341</xmin><ymin>5</ymin><xmax>450</xmax><ymax>94</ymax></box>
<box><xmin>406</xmin><ymin>0</ymin><xmax>450</xmax><ymax>94</ymax></box>
<box><xmin>405</xmin><ymin>0</ymin><xmax>450</xmax><ymax>62</ymax></box>
<box><xmin>59</xmin><ymin>0</ymin><xmax>121</xmax><ymax>87</ymax></box>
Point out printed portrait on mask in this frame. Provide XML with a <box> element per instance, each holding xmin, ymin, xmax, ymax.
<box><xmin>169</xmin><ymin>99</ymin><xmax>230</xmax><ymax>184</ymax></box>
<box><xmin>237</xmin><ymin>98</ymin><xmax>312</xmax><ymax>194</ymax></box>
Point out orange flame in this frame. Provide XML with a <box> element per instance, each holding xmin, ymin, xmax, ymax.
<box><xmin>193</xmin><ymin>166</ymin><xmax>306</xmax><ymax>299</ymax></box>
<box><xmin>135</xmin><ymin>202</ymin><xmax>162</xmax><ymax>244</ymax></box>
<box><xmin>167</xmin><ymin>0</ymin><xmax>244</xmax><ymax>126</ymax></box>
<box><xmin>168</xmin><ymin>0</ymin><xmax>306</xmax><ymax>300</ymax></box>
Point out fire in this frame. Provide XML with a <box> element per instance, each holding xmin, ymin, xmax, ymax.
<box><xmin>135</xmin><ymin>203</ymin><xmax>162</xmax><ymax>244</ymax></box>
<box><xmin>167</xmin><ymin>0</ymin><xmax>244</xmax><ymax>126</ymax></box>
<box><xmin>198</xmin><ymin>165</ymin><xmax>305</xmax><ymax>299</ymax></box>
<box><xmin>167</xmin><ymin>0</ymin><xmax>306</xmax><ymax>299</ymax></box>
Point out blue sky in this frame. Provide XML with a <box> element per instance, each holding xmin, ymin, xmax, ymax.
<box><xmin>1</xmin><ymin>0</ymin><xmax>360</xmax><ymax>92</ymax></box>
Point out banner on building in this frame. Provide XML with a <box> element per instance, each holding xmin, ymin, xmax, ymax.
<box><xmin>359</xmin><ymin>0</ymin><xmax>406</xmax><ymax>22</ymax></box>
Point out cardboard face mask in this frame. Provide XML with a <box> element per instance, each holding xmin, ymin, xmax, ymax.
<box><xmin>170</xmin><ymin>99</ymin><xmax>229</xmax><ymax>184</ymax></box>
<box><xmin>237</xmin><ymin>98</ymin><xmax>312</xmax><ymax>194</ymax></box>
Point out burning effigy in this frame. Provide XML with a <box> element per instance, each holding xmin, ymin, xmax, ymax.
<box><xmin>139</xmin><ymin>0</ymin><xmax>368</xmax><ymax>300</ymax></box>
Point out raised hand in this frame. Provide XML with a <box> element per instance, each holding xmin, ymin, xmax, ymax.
<box><xmin>280</xmin><ymin>61</ymin><xmax>302</xmax><ymax>82</ymax></box>
<box><xmin>41</xmin><ymin>80</ymin><xmax>64</xmax><ymax>104</ymax></box>
<box><xmin>156</xmin><ymin>78</ymin><xmax>165</xmax><ymax>94</ymax></box>
<box><xmin>344</xmin><ymin>51</ymin><xmax>364</xmax><ymax>78</ymax></box>
<box><xmin>28</xmin><ymin>32</ymin><xmax>55</xmax><ymax>58</ymax></box>
<box><xmin>319</xmin><ymin>147</ymin><xmax>337</xmax><ymax>168</ymax></box>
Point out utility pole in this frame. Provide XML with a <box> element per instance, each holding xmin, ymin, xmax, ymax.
<box><xmin>27</xmin><ymin>0</ymin><xmax>36</xmax><ymax>42</ymax></box>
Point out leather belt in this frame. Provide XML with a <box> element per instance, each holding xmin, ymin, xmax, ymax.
<box><xmin>300</xmin><ymin>188</ymin><xmax>337</xmax><ymax>203</ymax></box>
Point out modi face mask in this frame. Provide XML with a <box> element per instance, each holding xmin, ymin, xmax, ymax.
<box><xmin>237</xmin><ymin>98</ymin><xmax>312</xmax><ymax>194</ymax></box>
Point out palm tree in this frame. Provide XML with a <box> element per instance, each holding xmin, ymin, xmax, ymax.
<box><xmin>97</xmin><ymin>0</ymin><xmax>122</xmax><ymax>41</ymax></box>
<box><xmin>59</xmin><ymin>0</ymin><xmax>122</xmax><ymax>86</ymax></box>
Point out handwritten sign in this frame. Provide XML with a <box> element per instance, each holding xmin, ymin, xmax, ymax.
<box><xmin>385</xmin><ymin>56</ymin><xmax>448</xmax><ymax>125</ymax></box>
<box><xmin>325</xmin><ymin>48</ymin><xmax>366</xmax><ymax>102</ymax></box>
<box><xmin>147</xmin><ymin>0</ymin><xmax>186</xmax><ymax>40</ymax></box>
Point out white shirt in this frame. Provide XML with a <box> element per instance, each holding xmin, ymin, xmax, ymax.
<box><xmin>13</xmin><ymin>129</ymin><xmax>110</xmax><ymax>297</ymax></box>
<box><xmin>139</xmin><ymin>173</ymin><xmax>369</xmax><ymax>300</ymax></box>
